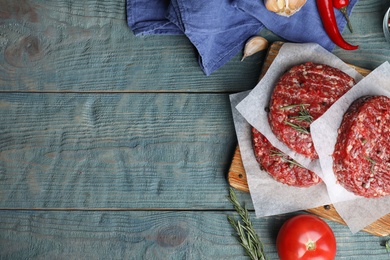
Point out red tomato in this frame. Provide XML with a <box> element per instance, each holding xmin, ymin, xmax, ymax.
<box><xmin>276</xmin><ymin>214</ymin><xmax>336</xmax><ymax>260</ymax></box>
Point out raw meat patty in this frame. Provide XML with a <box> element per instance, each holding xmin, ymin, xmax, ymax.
<box><xmin>252</xmin><ymin>127</ymin><xmax>322</xmax><ymax>187</ymax></box>
<box><xmin>268</xmin><ymin>62</ymin><xmax>355</xmax><ymax>159</ymax></box>
<box><xmin>333</xmin><ymin>95</ymin><xmax>390</xmax><ymax>198</ymax></box>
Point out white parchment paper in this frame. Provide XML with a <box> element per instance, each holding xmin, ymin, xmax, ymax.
<box><xmin>311</xmin><ymin>61</ymin><xmax>390</xmax><ymax>233</ymax></box>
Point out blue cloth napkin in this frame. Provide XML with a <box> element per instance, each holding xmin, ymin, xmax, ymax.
<box><xmin>126</xmin><ymin>1</ymin><xmax>183</xmax><ymax>35</ymax></box>
<box><xmin>233</xmin><ymin>0</ymin><xmax>358</xmax><ymax>51</ymax></box>
<box><xmin>126</xmin><ymin>0</ymin><xmax>358</xmax><ymax>76</ymax></box>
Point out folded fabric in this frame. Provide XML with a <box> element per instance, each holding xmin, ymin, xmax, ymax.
<box><xmin>126</xmin><ymin>0</ymin><xmax>183</xmax><ymax>35</ymax></box>
<box><xmin>126</xmin><ymin>0</ymin><xmax>358</xmax><ymax>76</ymax></box>
<box><xmin>232</xmin><ymin>0</ymin><xmax>358</xmax><ymax>51</ymax></box>
<box><xmin>126</xmin><ymin>0</ymin><xmax>263</xmax><ymax>76</ymax></box>
<box><xmin>168</xmin><ymin>0</ymin><xmax>264</xmax><ymax>76</ymax></box>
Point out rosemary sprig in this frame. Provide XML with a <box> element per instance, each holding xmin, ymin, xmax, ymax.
<box><xmin>293</xmin><ymin>107</ymin><xmax>313</xmax><ymax>124</ymax></box>
<box><xmin>281</xmin><ymin>104</ymin><xmax>313</xmax><ymax>134</ymax></box>
<box><xmin>280</xmin><ymin>103</ymin><xmax>310</xmax><ymax>110</ymax></box>
<box><xmin>270</xmin><ymin>149</ymin><xmax>304</xmax><ymax>168</ymax></box>
<box><xmin>283</xmin><ymin>121</ymin><xmax>310</xmax><ymax>134</ymax></box>
<box><xmin>227</xmin><ymin>188</ymin><xmax>267</xmax><ymax>260</ymax></box>
<box><xmin>364</xmin><ymin>156</ymin><xmax>376</xmax><ymax>175</ymax></box>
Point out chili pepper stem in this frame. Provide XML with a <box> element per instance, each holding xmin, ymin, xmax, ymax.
<box><xmin>316</xmin><ymin>0</ymin><xmax>358</xmax><ymax>50</ymax></box>
<box><xmin>340</xmin><ymin>7</ymin><xmax>353</xmax><ymax>33</ymax></box>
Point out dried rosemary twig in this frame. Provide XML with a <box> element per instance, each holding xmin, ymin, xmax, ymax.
<box><xmin>293</xmin><ymin>107</ymin><xmax>313</xmax><ymax>123</ymax></box>
<box><xmin>270</xmin><ymin>149</ymin><xmax>304</xmax><ymax>168</ymax></box>
<box><xmin>227</xmin><ymin>188</ymin><xmax>267</xmax><ymax>260</ymax></box>
<box><xmin>283</xmin><ymin>121</ymin><xmax>310</xmax><ymax>134</ymax></box>
<box><xmin>280</xmin><ymin>103</ymin><xmax>310</xmax><ymax>110</ymax></box>
<box><xmin>365</xmin><ymin>156</ymin><xmax>376</xmax><ymax>174</ymax></box>
<box><xmin>281</xmin><ymin>104</ymin><xmax>313</xmax><ymax>134</ymax></box>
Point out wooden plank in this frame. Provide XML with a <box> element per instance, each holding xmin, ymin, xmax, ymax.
<box><xmin>228</xmin><ymin>42</ymin><xmax>390</xmax><ymax>237</ymax></box>
<box><xmin>0</xmin><ymin>210</ymin><xmax>389</xmax><ymax>259</ymax></box>
<box><xmin>0</xmin><ymin>0</ymin><xmax>265</xmax><ymax>92</ymax></box>
<box><xmin>0</xmin><ymin>93</ymin><xmax>254</xmax><ymax>209</ymax></box>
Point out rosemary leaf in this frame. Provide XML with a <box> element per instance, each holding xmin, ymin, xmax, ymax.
<box><xmin>364</xmin><ymin>156</ymin><xmax>376</xmax><ymax>175</ymax></box>
<box><xmin>296</xmin><ymin>105</ymin><xmax>313</xmax><ymax>123</ymax></box>
<box><xmin>283</xmin><ymin>121</ymin><xmax>310</xmax><ymax>134</ymax></box>
<box><xmin>227</xmin><ymin>188</ymin><xmax>267</xmax><ymax>260</ymax></box>
<box><xmin>294</xmin><ymin>112</ymin><xmax>313</xmax><ymax>123</ymax></box>
<box><xmin>270</xmin><ymin>149</ymin><xmax>304</xmax><ymax>168</ymax></box>
<box><xmin>365</xmin><ymin>156</ymin><xmax>376</xmax><ymax>164</ymax></box>
<box><xmin>281</xmin><ymin>104</ymin><xmax>313</xmax><ymax>134</ymax></box>
<box><xmin>280</xmin><ymin>104</ymin><xmax>310</xmax><ymax>110</ymax></box>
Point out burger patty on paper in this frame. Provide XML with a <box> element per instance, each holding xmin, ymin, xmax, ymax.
<box><xmin>268</xmin><ymin>62</ymin><xmax>355</xmax><ymax>159</ymax></box>
<box><xmin>252</xmin><ymin>127</ymin><xmax>322</xmax><ymax>187</ymax></box>
<box><xmin>333</xmin><ymin>95</ymin><xmax>390</xmax><ymax>198</ymax></box>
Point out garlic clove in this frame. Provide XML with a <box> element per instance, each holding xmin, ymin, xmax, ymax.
<box><xmin>287</xmin><ymin>0</ymin><xmax>306</xmax><ymax>10</ymax></box>
<box><xmin>241</xmin><ymin>36</ymin><xmax>268</xmax><ymax>62</ymax></box>
<box><xmin>265</xmin><ymin>0</ymin><xmax>286</xmax><ymax>14</ymax></box>
<box><xmin>264</xmin><ymin>0</ymin><xmax>307</xmax><ymax>17</ymax></box>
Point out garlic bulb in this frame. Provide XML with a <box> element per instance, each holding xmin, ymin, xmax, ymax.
<box><xmin>264</xmin><ymin>0</ymin><xmax>307</xmax><ymax>17</ymax></box>
<box><xmin>241</xmin><ymin>36</ymin><xmax>268</xmax><ymax>62</ymax></box>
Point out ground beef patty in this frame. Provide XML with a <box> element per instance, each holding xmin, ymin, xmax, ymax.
<box><xmin>252</xmin><ymin>127</ymin><xmax>322</xmax><ymax>187</ymax></box>
<box><xmin>333</xmin><ymin>95</ymin><xmax>390</xmax><ymax>198</ymax></box>
<box><xmin>268</xmin><ymin>62</ymin><xmax>355</xmax><ymax>159</ymax></box>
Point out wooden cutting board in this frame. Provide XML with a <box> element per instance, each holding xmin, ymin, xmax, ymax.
<box><xmin>228</xmin><ymin>41</ymin><xmax>390</xmax><ymax>237</ymax></box>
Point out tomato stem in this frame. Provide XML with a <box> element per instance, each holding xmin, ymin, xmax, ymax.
<box><xmin>306</xmin><ymin>239</ymin><xmax>317</xmax><ymax>251</ymax></box>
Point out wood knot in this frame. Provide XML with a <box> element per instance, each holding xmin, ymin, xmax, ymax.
<box><xmin>5</xmin><ymin>35</ymin><xmax>45</xmax><ymax>67</ymax></box>
<box><xmin>156</xmin><ymin>225</ymin><xmax>188</xmax><ymax>247</ymax></box>
<box><xmin>0</xmin><ymin>0</ymin><xmax>38</xmax><ymax>23</ymax></box>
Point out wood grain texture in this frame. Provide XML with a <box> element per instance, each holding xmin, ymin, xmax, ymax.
<box><xmin>1</xmin><ymin>0</ymin><xmax>390</xmax><ymax>258</ymax></box>
<box><xmin>0</xmin><ymin>210</ymin><xmax>389</xmax><ymax>259</ymax></box>
<box><xmin>0</xmin><ymin>93</ymin><xmax>254</xmax><ymax>209</ymax></box>
<box><xmin>228</xmin><ymin>42</ymin><xmax>390</xmax><ymax>237</ymax></box>
<box><xmin>228</xmin><ymin>147</ymin><xmax>249</xmax><ymax>193</ymax></box>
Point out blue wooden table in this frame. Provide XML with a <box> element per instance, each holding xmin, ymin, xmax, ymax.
<box><xmin>1</xmin><ymin>1</ymin><xmax>390</xmax><ymax>259</ymax></box>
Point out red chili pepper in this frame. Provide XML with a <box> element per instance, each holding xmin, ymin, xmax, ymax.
<box><xmin>333</xmin><ymin>0</ymin><xmax>348</xmax><ymax>9</ymax></box>
<box><xmin>316</xmin><ymin>0</ymin><xmax>358</xmax><ymax>50</ymax></box>
<box><xmin>333</xmin><ymin>0</ymin><xmax>353</xmax><ymax>33</ymax></box>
